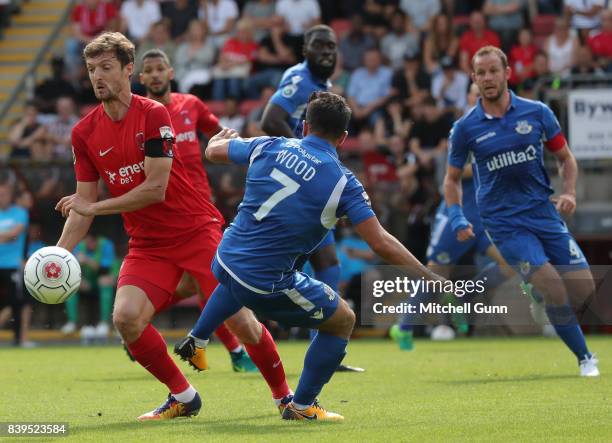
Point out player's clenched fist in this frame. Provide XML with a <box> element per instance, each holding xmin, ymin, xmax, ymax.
<box><xmin>456</xmin><ymin>225</ymin><xmax>475</xmax><ymax>242</ymax></box>
<box><xmin>55</xmin><ymin>194</ymin><xmax>95</xmax><ymax>217</ymax></box>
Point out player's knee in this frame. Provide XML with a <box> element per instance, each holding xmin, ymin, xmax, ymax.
<box><xmin>112</xmin><ymin>305</ymin><xmax>144</xmax><ymax>336</ymax></box>
<box><xmin>225</xmin><ymin>310</ymin><xmax>262</xmax><ymax>344</ymax></box>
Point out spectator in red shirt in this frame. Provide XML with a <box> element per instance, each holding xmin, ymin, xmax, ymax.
<box><xmin>459</xmin><ymin>11</ymin><xmax>501</xmax><ymax>73</ymax></box>
<box><xmin>65</xmin><ymin>0</ymin><xmax>119</xmax><ymax>77</ymax></box>
<box><xmin>588</xmin><ymin>9</ymin><xmax>612</xmax><ymax>72</ymax></box>
<box><xmin>212</xmin><ymin>18</ymin><xmax>259</xmax><ymax>99</ymax></box>
<box><xmin>509</xmin><ymin>28</ymin><xmax>539</xmax><ymax>87</ymax></box>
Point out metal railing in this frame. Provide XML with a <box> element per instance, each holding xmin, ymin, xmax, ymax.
<box><xmin>0</xmin><ymin>0</ymin><xmax>76</xmax><ymax>126</ymax></box>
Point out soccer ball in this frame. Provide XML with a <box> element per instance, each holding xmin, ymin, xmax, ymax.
<box><xmin>24</xmin><ymin>246</ymin><xmax>81</xmax><ymax>304</ymax></box>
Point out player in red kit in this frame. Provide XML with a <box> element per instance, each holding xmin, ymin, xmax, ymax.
<box><xmin>139</xmin><ymin>48</ymin><xmax>257</xmax><ymax>374</ymax></box>
<box><xmin>55</xmin><ymin>32</ymin><xmax>291</xmax><ymax>420</ymax></box>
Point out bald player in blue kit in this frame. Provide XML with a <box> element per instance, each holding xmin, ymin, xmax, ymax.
<box><xmin>175</xmin><ymin>92</ymin><xmax>444</xmax><ymax>420</ymax></box>
<box><xmin>445</xmin><ymin>46</ymin><xmax>599</xmax><ymax>377</ymax></box>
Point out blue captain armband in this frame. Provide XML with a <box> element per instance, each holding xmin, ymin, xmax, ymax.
<box><xmin>448</xmin><ymin>204</ymin><xmax>470</xmax><ymax>233</ymax></box>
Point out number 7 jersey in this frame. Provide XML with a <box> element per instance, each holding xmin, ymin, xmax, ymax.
<box><xmin>216</xmin><ymin>135</ymin><xmax>375</xmax><ymax>293</ymax></box>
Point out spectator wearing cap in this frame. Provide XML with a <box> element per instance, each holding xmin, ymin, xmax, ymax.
<box><xmin>391</xmin><ymin>52</ymin><xmax>431</xmax><ymax>111</ymax></box>
<box><xmin>459</xmin><ymin>11</ymin><xmax>501</xmax><ymax>73</ymax></box>
<box><xmin>380</xmin><ymin>10</ymin><xmax>420</xmax><ymax>70</ymax></box>
<box><xmin>588</xmin><ymin>9</ymin><xmax>612</xmax><ymax>72</ymax></box>
<box><xmin>347</xmin><ymin>47</ymin><xmax>393</xmax><ymax>131</ymax></box>
<box><xmin>423</xmin><ymin>13</ymin><xmax>459</xmax><ymax>74</ymax></box>
<box><xmin>339</xmin><ymin>14</ymin><xmax>377</xmax><ymax>72</ymax></box>
<box><xmin>431</xmin><ymin>56</ymin><xmax>469</xmax><ymax>118</ymax></box>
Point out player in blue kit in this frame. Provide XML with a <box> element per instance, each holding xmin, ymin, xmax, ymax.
<box><xmin>444</xmin><ymin>46</ymin><xmax>599</xmax><ymax>376</ymax></box>
<box><xmin>261</xmin><ymin>25</ymin><xmax>362</xmax><ymax>372</ymax></box>
<box><xmin>175</xmin><ymin>92</ymin><xmax>444</xmax><ymax>420</ymax></box>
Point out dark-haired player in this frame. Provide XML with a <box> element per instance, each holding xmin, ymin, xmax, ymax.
<box><xmin>176</xmin><ymin>92</ymin><xmax>444</xmax><ymax>420</ymax></box>
<box><xmin>56</xmin><ymin>32</ymin><xmax>291</xmax><ymax>420</ymax></box>
<box><xmin>139</xmin><ymin>48</ymin><xmax>257</xmax><ymax>373</ymax></box>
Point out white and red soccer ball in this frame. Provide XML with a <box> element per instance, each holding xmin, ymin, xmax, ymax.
<box><xmin>24</xmin><ymin>246</ymin><xmax>81</xmax><ymax>304</ymax></box>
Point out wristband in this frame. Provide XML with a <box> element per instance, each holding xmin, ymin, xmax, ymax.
<box><xmin>448</xmin><ymin>203</ymin><xmax>469</xmax><ymax>233</ymax></box>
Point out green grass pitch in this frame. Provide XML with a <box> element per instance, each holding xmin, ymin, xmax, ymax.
<box><xmin>2</xmin><ymin>336</ymin><xmax>611</xmax><ymax>442</ymax></box>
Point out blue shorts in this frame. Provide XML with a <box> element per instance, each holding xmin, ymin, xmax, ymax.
<box><xmin>483</xmin><ymin>202</ymin><xmax>589</xmax><ymax>278</ymax></box>
<box><xmin>212</xmin><ymin>257</ymin><xmax>339</xmax><ymax>328</ymax></box>
<box><xmin>426</xmin><ymin>201</ymin><xmax>491</xmax><ymax>265</ymax></box>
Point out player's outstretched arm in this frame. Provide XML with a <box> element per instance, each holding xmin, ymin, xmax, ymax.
<box><xmin>354</xmin><ymin>217</ymin><xmax>444</xmax><ymax>282</ymax></box>
<box><xmin>260</xmin><ymin>102</ymin><xmax>294</xmax><ymax>138</ymax></box>
<box><xmin>56</xmin><ymin>181</ymin><xmax>97</xmax><ymax>251</ymax></box>
<box><xmin>443</xmin><ymin>165</ymin><xmax>474</xmax><ymax>242</ymax></box>
<box><xmin>552</xmin><ymin>145</ymin><xmax>578</xmax><ymax>216</ymax></box>
<box><xmin>205</xmin><ymin>128</ymin><xmax>241</xmax><ymax>164</ymax></box>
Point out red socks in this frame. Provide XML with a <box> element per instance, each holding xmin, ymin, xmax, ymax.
<box><xmin>244</xmin><ymin>325</ymin><xmax>290</xmax><ymax>399</ymax></box>
<box><xmin>198</xmin><ymin>299</ymin><xmax>241</xmax><ymax>352</ymax></box>
<box><xmin>127</xmin><ymin>324</ymin><xmax>189</xmax><ymax>394</ymax></box>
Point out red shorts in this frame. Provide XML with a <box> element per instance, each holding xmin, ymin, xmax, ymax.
<box><xmin>117</xmin><ymin>224</ymin><xmax>222</xmax><ymax>313</ymax></box>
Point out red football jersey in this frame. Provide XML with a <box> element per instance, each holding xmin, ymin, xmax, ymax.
<box><xmin>165</xmin><ymin>93</ymin><xmax>219</xmax><ymax>202</ymax></box>
<box><xmin>71</xmin><ymin>94</ymin><xmax>223</xmax><ymax>248</ymax></box>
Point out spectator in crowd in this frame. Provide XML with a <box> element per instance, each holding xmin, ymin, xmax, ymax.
<box><xmin>508</xmin><ymin>28</ymin><xmax>539</xmax><ymax>87</ymax></box>
<box><xmin>339</xmin><ymin>14</ymin><xmax>377</xmax><ymax>72</ymax></box>
<box><xmin>564</xmin><ymin>0</ymin><xmax>605</xmax><ymax>42</ymax></box>
<box><xmin>218</xmin><ymin>97</ymin><xmax>246</xmax><ymax>132</ymax></box>
<box><xmin>65</xmin><ymin>0</ymin><xmax>119</xmax><ymax>77</ymax></box>
<box><xmin>244</xmin><ymin>86</ymin><xmax>275</xmax><ymax>137</ymax></box>
<box><xmin>391</xmin><ymin>52</ymin><xmax>431</xmax><ymax>112</ymax></box>
<box><xmin>174</xmin><ymin>20</ymin><xmax>216</xmax><ymax>93</ymax></box>
<box><xmin>380</xmin><ymin>10</ymin><xmax>420</xmax><ymax>71</ymax></box>
<box><xmin>483</xmin><ymin>0</ymin><xmax>526</xmax><ymax>51</ymax></box>
<box><xmin>463</xmin><ymin>81</ymin><xmax>480</xmax><ymax>114</ymax></box>
<box><xmin>336</xmin><ymin>225</ymin><xmax>377</xmax><ymax>292</ymax></box>
<box><xmin>378</xmin><ymin>98</ymin><xmax>412</xmax><ymax>140</ymax></box>
<box><xmin>362</xmin><ymin>0</ymin><xmax>396</xmax><ymax>38</ymax></box>
<box><xmin>8</xmin><ymin>102</ymin><xmax>47</xmax><ymax>160</ymax></box>
<box><xmin>119</xmin><ymin>0</ymin><xmax>161</xmax><ymax>45</ymax></box>
<box><xmin>276</xmin><ymin>0</ymin><xmax>321</xmax><ymax>40</ymax></box>
<box><xmin>545</xmin><ymin>16</ymin><xmax>579</xmax><ymax>76</ymax></box>
<box><xmin>459</xmin><ymin>11</ymin><xmax>501</xmax><ymax>73</ymax></box>
<box><xmin>0</xmin><ymin>182</ymin><xmax>33</xmax><ymax>348</ymax></box>
<box><xmin>246</xmin><ymin>23</ymin><xmax>298</xmax><ymax>99</ymax></box>
<box><xmin>134</xmin><ymin>20</ymin><xmax>176</xmax><ymax>77</ymax></box>
<box><xmin>423</xmin><ymin>13</ymin><xmax>459</xmax><ymax>74</ymax></box>
<box><xmin>520</xmin><ymin>50</ymin><xmax>553</xmax><ymax>99</ymax></box>
<box><xmin>588</xmin><ymin>9</ymin><xmax>612</xmax><ymax>72</ymax></box>
<box><xmin>34</xmin><ymin>57</ymin><xmax>77</xmax><ymax>114</ymax></box>
<box><xmin>398</xmin><ymin>0</ymin><xmax>441</xmax><ymax>34</ymax></box>
<box><xmin>212</xmin><ymin>18</ymin><xmax>259</xmax><ymax>99</ymax></box>
<box><xmin>163</xmin><ymin>0</ymin><xmax>198</xmax><ymax>40</ymax></box>
<box><xmin>329</xmin><ymin>52</ymin><xmax>351</xmax><ymax>97</ymax></box>
<box><xmin>571</xmin><ymin>44</ymin><xmax>602</xmax><ymax>78</ymax></box>
<box><xmin>242</xmin><ymin>0</ymin><xmax>282</xmax><ymax>42</ymax></box>
<box><xmin>452</xmin><ymin>0</ymin><xmax>487</xmax><ymax>16</ymax></box>
<box><xmin>431</xmin><ymin>56</ymin><xmax>469</xmax><ymax>118</ymax></box>
<box><xmin>347</xmin><ymin>47</ymin><xmax>393</xmax><ymax>131</ymax></box>
<box><xmin>61</xmin><ymin>233</ymin><xmax>116</xmax><ymax>339</ymax></box>
<box><xmin>199</xmin><ymin>0</ymin><xmax>239</xmax><ymax>49</ymax></box>
<box><xmin>44</xmin><ymin>97</ymin><xmax>79</xmax><ymax>161</ymax></box>
<box><xmin>408</xmin><ymin>96</ymin><xmax>452</xmax><ymax>186</ymax></box>
<box><xmin>0</xmin><ymin>0</ymin><xmax>13</xmax><ymax>38</ymax></box>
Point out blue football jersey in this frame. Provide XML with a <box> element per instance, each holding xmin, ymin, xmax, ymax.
<box><xmin>269</xmin><ymin>62</ymin><xmax>331</xmax><ymax>138</ymax></box>
<box><xmin>216</xmin><ymin>135</ymin><xmax>375</xmax><ymax>292</ymax></box>
<box><xmin>449</xmin><ymin>92</ymin><xmax>562</xmax><ymax>223</ymax></box>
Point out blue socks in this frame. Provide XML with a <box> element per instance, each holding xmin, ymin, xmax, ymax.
<box><xmin>545</xmin><ymin>304</ymin><xmax>590</xmax><ymax>361</ymax></box>
<box><xmin>191</xmin><ymin>284</ymin><xmax>243</xmax><ymax>340</ymax></box>
<box><xmin>293</xmin><ymin>332</ymin><xmax>348</xmax><ymax>406</ymax></box>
